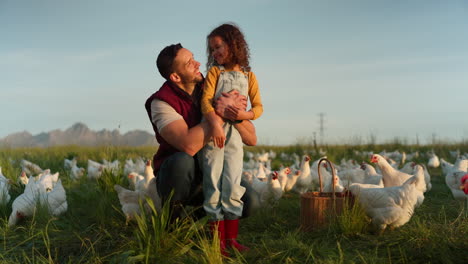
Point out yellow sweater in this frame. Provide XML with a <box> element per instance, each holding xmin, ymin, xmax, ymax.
<box><xmin>201</xmin><ymin>66</ymin><xmax>263</xmax><ymax>120</ymax></box>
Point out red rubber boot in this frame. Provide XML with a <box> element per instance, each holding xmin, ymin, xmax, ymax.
<box><xmin>209</xmin><ymin>220</ymin><xmax>228</xmax><ymax>256</ymax></box>
<box><xmin>224</xmin><ymin>219</ymin><xmax>250</xmax><ymax>252</ymax></box>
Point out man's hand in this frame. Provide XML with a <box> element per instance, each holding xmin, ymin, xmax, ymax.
<box><xmin>224</xmin><ymin>105</ymin><xmax>254</xmax><ymax>121</ymax></box>
<box><xmin>214</xmin><ymin>90</ymin><xmax>247</xmax><ymax>121</ymax></box>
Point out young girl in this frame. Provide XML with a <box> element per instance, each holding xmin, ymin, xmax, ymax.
<box><xmin>200</xmin><ymin>23</ymin><xmax>263</xmax><ymax>254</ymax></box>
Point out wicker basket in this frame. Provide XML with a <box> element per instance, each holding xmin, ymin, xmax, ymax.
<box><xmin>300</xmin><ymin>158</ymin><xmax>354</xmax><ymax>231</ymax></box>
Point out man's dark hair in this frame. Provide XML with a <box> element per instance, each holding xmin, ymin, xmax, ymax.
<box><xmin>156</xmin><ymin>43</ymin><xmax>183</xmax><ymax>80</ymax></box>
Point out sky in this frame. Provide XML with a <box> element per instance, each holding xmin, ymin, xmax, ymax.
<box><xmin>1</xmin><ymin>0</ymin><xmax>468</xmax><ymax>145</ymax></box>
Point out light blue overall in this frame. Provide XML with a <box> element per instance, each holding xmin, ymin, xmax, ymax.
<box><xmin>201</xmin><ymin>66</ymin><xmax>248</xmax><ymax>221</ymax></box>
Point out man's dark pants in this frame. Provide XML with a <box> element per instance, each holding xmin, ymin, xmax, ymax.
<box><xmin>155</xmin><ymin>152</ymin><xmax>258</xmax><ymax>219</ymax></box>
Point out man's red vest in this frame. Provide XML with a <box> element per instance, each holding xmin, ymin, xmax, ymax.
<box><xmin>144</xmin><ymin>81</ymin><xmax>203</xmax><ymax>172</ymax></box>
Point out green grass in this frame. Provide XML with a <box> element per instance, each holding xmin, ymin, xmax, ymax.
<box><xmin>0</xmin><ymin>144</ymin><xmax>467</xmax><ymax>263</ymax></box>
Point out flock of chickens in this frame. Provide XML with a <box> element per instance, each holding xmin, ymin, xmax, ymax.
<box><xmin>241</xmin><ymin>149</ymin><xmax>467</xmax><ymax>231</ymax></box>
<box><xmin>1</xmin><ymin>149</ymin><xmax>467</xmax><ymax>232</ymax></box>
<box><xmin>0</xmin><ymin>157</ymin><xmax>161</xmax><ymax>226</ymax></box>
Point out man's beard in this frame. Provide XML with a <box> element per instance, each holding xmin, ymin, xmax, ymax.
<box><xmin>181</xmin><ymin>74</ymin><xmax>203</xmax><ymax>85</ymax></box>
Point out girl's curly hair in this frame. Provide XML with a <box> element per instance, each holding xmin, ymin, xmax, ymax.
<box><xmin>206</xmin><ymin>23</ymin><xmax>251</xmax><ymax>72</ymax></box>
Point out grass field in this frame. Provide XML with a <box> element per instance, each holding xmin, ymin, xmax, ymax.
<box><xmin>0</xmin><ymin>144</ymin><xmax>467</xmax><ymax>263</ymax></box>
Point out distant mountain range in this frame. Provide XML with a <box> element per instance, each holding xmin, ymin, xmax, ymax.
<box><xmin>0</xmin><ymin>122</ymin><xmax>158</xmax><ymax>148</ymax></box>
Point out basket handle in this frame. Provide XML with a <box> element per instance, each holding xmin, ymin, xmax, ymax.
<box><xmin>317</xmin><ymin>158</ymin><xmax>336</xmax><ymax>197</ymax></box>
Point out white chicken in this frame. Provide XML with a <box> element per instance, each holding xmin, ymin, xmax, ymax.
<box><xmin>37</xmin><ymin>170</ymin><xmax>59</xmax><ymax>192</ymax></box>
<box><xmin>405</xmin><ymin>151</ymin><xmax>419</xmax><ymax>161</ymax></box>
<box><xmin>314</xmin><ymin>159</ymin><xmax>335</xmax><ymax>191</ymax></box>
<box><xmin>420</xmin><ymin>164</ymin><xmax>432</xmax><ymax>192</ymax></box>
<box><xmin>292</xmin><ymin>155</ymin><xmax>312</xmax><ymax>194</ymax></box>
<box><xmin>114</xmin><ymin>177</ymin><xmax>161</xmax><ymax>224</ymax></box>
<box><xmin>427</xmin><ymin>153</ymin><xmax>440</xmax><ymax>168</ymax></box>
<box><xmin>449</xmin><ymin>149</ymin><xmax>460</xmax><ymax>159</ymax></box>
<box><xmin>123</xmin><ymin>158</ymin><xmax>135</xmax><ymax>176</ymax></box>
<box><xmin>409</xmin><ymin>165</ymin><xmax>426</xmax><ymax>207</ymax></box>
<box><xmin>440</xmin><ymin>158</ymin><xmax>454</xmax><ymax>175</ymax></box>
<box><xmin>322</xmin><ymin>174</ymin><xmax>344</xmax><ymax>193</ymax></box>
<box><xmin>277</xmin><ymin>167</ymin><xmax>291</xmax><ymax>191</ymax></box>
<box><xmin>400</xmin><ymin>152</ymin><xmax>407</xmax><ymax>166</ymax></box>
<box><xmin>386</xmin><ymin>158</ymin><xmax>399</xmax><ymax>169</ymax></box>
<box><xmin>283</xmin><ymin>170</ymin><xmax>300</xmax><ymax>193</ymax></box>
<box><xmin>45</xmin><ymin>179</ymin><xmax>68</xmax><ymax>216</ymax></box>
<box><xmin>142</xmin><ymin>177</ymin><xmax>161</xmax><ymax>213</ymax></box>
<box><xmin>243</xmin><ymin>157</ymin><xmax>257</xmax><ymax>172</ymax></box>
<box><xmin>114</xmin><ymin>184</ymin><xmax>145</xmax><ymax>224</ymax></box>
<box><xmin>400</xmin><ymin>162</ymin><xmax>416</xmax><ymax>174</ymax></box>
<box><xmin>135</xmin><ymin>160</ymin><xmax>155</xmax><ymax>193</ymax></box>
<box><xmin>0</xmin><ymin>167</ymin><xmax>6</xmax><ymax>179</ymax></box>
<box><xmin>288</xmin><ymin>152</ymin><xmax>301</xmax><ymax>171</ymax></box>
<box><xmin>338</xmin><ymin>166</ymin><xmax>366</xmax><ymax>185</ymax></box>
<box><xmin>102</xmin><ymin>159</ymin><xmax>120</xmax><ymax>172</ymax></box>
<box><xmin>0</xmin><ymin>167</ymin><xmax>11</xmax><ymax>205</ymax></box>
<box><xmin>8</xmin><ymin>171</ymin><xmax>67</xmax><ymax>227</ymax></box>
<box><xmin>87</xmin><ymin>159</ymin><xmax>104</xmax><ymax>179</ymax></box>
<box><xmin>252</xmin><ymin>171</ymin><xmax>283</xmax><ymax>207</ymax></box>
<box><xmin>9</xmin><ymin>176</ymin><xmax>37</xmax><ymax>226</ymax></box>
<box><xmin>445</xmin><ymin>158</ymin><xmax>468</xmax><ymax>201</ymax></box>
<box><xmin>318</xmin><ymin>148</ymin><xmax>327</xmax><ymax>156</ymax></box>
<box><xmin>256</xmin><ymin>152</ymin><xmax>270</xmax><ymax>164</ymax></box>
<box><xmin>339</xmin><ymin>158</ymin><xmax>358</xmax><ymax>170</ymax></box>
<box><xmin>360</xmin><ymin>163</ymin><xmax>383</xmax><ymax>187</ymax></box>
<box><xmin>370</xmin><ymin>154</ymin><xmax>412</xmax><ymax>187</ymax></box>
<box><xmin>70</xmin><ymin>163</ymin><xmax>85</xmax><ymax>180</ymax></box>
<box><xmin>245</xmin><ymin>151</ymin><xmax>255</xmax><ymax>160</ymax></box>
<box><xmin>385</xmin><ymin>150</ymin><xmax>406</xmax><ymax>166</ymax></box>
<box><xmin>254</xmin><ymin>162</ymin><xmax>268</xmax><ymax>181</ymax></box>
<box><xmin>128</xmin><ymin>172</ymin><xmax>145</xmax><ymax>190</ymax></box>
<box><xmin>268</xmin><ymin>150</ymin><xmax>277</xmax><ymax>160</ymax></box>
<box><xmin>123</xmin><ymin>157</ymin><xmax>146</xmax><ymax>176</ymax></box>
<box><xmin>64</xmin><ymin>157</ymin><xmax>77</xmax><ymax>170</ymax></box>
<box><xmin>20</xmin><ymin>159</ymin><xmax>43</xmax><ymax>176</ymax></box>
<box><xmin>18</xmin><ymin>171</ymin><xmax>29</xmax><ymax>185</ymax></box>
<box><xmin>241</xmin><ymin>170</ymin><xmax>254</xmax><ymax>185</ymax></box>
<box><xmin>348</xmin><ymin>169</ymin><xmax>424</xmax><ymax>232</ymax></box>
<box><xmin>315</xmin><ymin>158</ymin><xmax>344</xmax><ymax>192</ymax></box>
<box><xmin>251</xmin><ymin>171</ymin><xmax>266</xmax><ymax>194</ymax></box>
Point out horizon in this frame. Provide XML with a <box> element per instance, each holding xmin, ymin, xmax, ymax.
<box><xmin>2</xmin><ymin>1</ymin><xmax>468</xmax><ymax>145</ymax></box>
<box><xmin>2</xmin><ymin>121</ymin><xmax>467</xmax><ymax>147</ymax></box>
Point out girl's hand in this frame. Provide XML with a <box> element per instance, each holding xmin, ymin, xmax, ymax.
<box><xmin>212</xmin><ymin>124</ymin><xmax>226</xmax><ymax>148</ymax></box>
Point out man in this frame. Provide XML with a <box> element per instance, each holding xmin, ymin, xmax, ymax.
<box><xmin>144</xmin><ymin>43</ymin><xmax>258</xmax><ymax>221</ymax></box>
